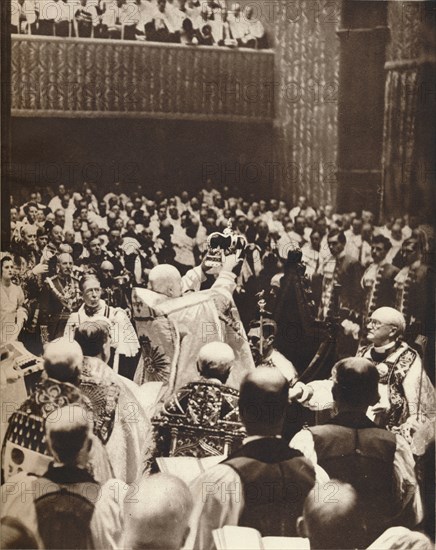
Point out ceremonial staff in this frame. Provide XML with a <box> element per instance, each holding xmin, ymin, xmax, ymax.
<box><xmin>256</xmin><ymin>290</ymin><xmax>266</xmax><ymax>358</ymax></box>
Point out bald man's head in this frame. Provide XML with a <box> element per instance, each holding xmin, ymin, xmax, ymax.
<box><xmin>22</xmin><ymin>224</ymin><xmax>37</xmax><ymax>238</ymax></box>
<box><xmin>298</xmin><ymin>481</ymin><xmax>366</xmax><ymax>549</ymax></box>
<box><xmin>45</xmin><ymin>405</ymin><xmax>93</xmax><ymax>466</ymax></box>
<box><xmin>100</xmin><ymin>260</ymin><xmax>115</xmax><ymax>272</ymax></box>
<box><xmin>239</xmin><ymin>367</ymin><xmax>288</xmax><ymax>436</ymax></box>
<box><xmin>197</xmin><ymin>342</ymin><xmax>234</xmax><ymax>383</ymax></box>
<box><xmin>43</xmin><ymin>338</ymin><xmax>83</xmax><ymax>385</ymax></box>
<box><xmin>148</xmin><ymin>264</ymin><xmax>183</xmax><ymax>298</ymax></box>
<box><xmin>124</xmin><ymin>474</ymin><xmax>193</xmax><ymax>550</ymax></box>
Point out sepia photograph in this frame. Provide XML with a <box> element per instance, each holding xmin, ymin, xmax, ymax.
<box><xmin>0</xmin><ymin>0</ymin><xmax>435</xmax><ymax>548</ymax></box>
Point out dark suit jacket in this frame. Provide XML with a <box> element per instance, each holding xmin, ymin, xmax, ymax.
<box><xmin>332</xmin><ymin>254</ymin><xmax>364</xmax><ymax>320</ymax></box>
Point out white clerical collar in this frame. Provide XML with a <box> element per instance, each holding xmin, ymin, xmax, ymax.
<box><xmin>374</xmin><ymin>340</ymin><xmax>397</xmax><ymax>354</ymax></box>
<box><xmin>243</xmin><ymin>435</ymin><xmax>282</xmax><ymax>445</ymax></box>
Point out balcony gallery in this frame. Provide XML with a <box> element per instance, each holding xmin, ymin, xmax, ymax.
<box><xmin>11</xmin><ymin>34</ymin><xmax>275</xmax><ymax>122</ymax></box>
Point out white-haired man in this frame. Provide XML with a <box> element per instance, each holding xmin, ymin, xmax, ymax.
<box><xmin>147</xmin><ymin>251</ymin><xmax>241</xmax><ymax>298</ymax></box>
<box><xmin>2</xmin><ymin>339</ymin><xmax>114</xmax><ymax>483</ymax></box>
<box><xmin>290</xmin><ymin>307</ymin><xmax>435</xmax><ymax>451</ymax></box>
<box><xmin>133</xmin><ymin>253</ymin><xmax>254</xmax><ymax>392</ymax></box>
<box><xmin>152</xmin><ymin>342</ymin><xmax>243</xmax><ymax>456</ymax></box>
<box><xmin>148</xmin><ymin>263</ymin><xmax>185</xmax><ymax>298</ymax></box>
<box><xmin>357</xmin><ymin>307</ymin><xmax>434</xmax><ymax>442</ymax></box>
<box><xmin>196</xmin><ymin>341</ymin><xmax>235</xmax><ymax>383</ymax></box>
<box><xmin>1</xmin><ymin>405</ymin><xmax>126</xmax><ymax>549</ymax></box>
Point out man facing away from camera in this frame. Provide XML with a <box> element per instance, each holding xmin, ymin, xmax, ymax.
<box><xmin>290</xmin><ymin>357</ymin><xmax>423</xmax><ymax>545</ymax></box>
<box><xmin>185</xmin><ymin>367</ymin><xmax>328</xmax><ymax>550</ymax></box>
<box><xmin>1</xmin><ymin>404</ymin><xmax>126</xmax><ymax>549</ymax></box>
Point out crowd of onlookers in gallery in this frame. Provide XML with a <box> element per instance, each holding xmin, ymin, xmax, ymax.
<box><xmin>11</xmin><ymin>0</ymin><xmax>269</xmax><ymax>48</ymax></box>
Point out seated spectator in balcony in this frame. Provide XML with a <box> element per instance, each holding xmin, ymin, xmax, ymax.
<box><xmin>146</xmin><ymin>0</ymin><xmax>181</xmax><ymax>43</ymax></box>
<box><xmin>101</xmin><ymin>0</ymin><xmax>137</xmax><ymax>40</ymax></box>
<box><xmin>11</xmin><ymin>0</ymin><xmax>37</xmax><ymax>34</ymax></box>
<box><xmin>35</xmin><ymin>0</ymin><xmax>72</xmax><ymax>36</ymax></box>
<box><xmin>212</xmin><ymin>8</ymin><xmax>238</xmax><ymax>47</ymax></box>
<box><xmin>204</xmin><ymin>0</ymin><xmax>222</xmax><ymax>20</ymax></box>
<box><xmin>169</xmin><ymin>0</ymin><xmax>190</xmax><ymax>33</ymax></box>
<box><xmin>240</xmin><ymin>6</ymin><xmax>266</xmax><ymax>48</ymax></box>
<box><xmin>35</xmin><ymin>0</ymin><xmax>55</xmax><ymax>35</ymax></box>
<box><xmin>193</xmin><ymin>4</ymin><xmax>214</xmax><ymax>45</ymax></box>
<box><xmin>134</xmin><ymin>0</ymin><xmax>155</xmax><ymax>38</ymax></box>
<box><xmin>183</xmin><ymin>0</ymin><xmax>200</xmax><ymax>20</ymax></box>
<box><xmin>180</xmin><ymin>16</ymin><xmax>196</xmax><ymax>44</ymax></box>
<box><xmin>228</xmin><ymin>2</ymin><xmax>245</xmax><ymax>42</ymax></box>
<box><xmin>74</xmin><ymin>0</ymin><xmax>100</xmax><ymax>38</ymax></box>
<box><xmin>122</xmin><ymin>0</ymin><xmax>142</xmax><ymax>39</ymax></box>
<box><xmin>54</xmin><ymin>0</ymin><xmax>73</xmax><ymax>37</ymax></box>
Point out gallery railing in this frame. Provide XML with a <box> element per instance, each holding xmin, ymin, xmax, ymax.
<box><xmin>11</xmin><ymin>35</ymin><xmax>275</xmax><ymax>122</ymax></box>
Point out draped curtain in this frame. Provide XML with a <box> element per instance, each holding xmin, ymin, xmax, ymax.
<box><xmin>381</xmin><ymin>1</ymin><xmax>435</xmax><ymax>221</ymax></box>
<box><xmin>381</xmin><ymin>67</ymin><xmax>418</xmax><ymax>217</ymax></box>
<box><xmin>271</xmin><ymin>0</ymin><xmax>339</xmax><ymax>207</ymax></box>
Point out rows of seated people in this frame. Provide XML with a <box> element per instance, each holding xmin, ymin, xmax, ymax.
<box><xmin>11</xmin><ymin>0</ymin><xmax>269</xmax><ymax>48</ymax></box>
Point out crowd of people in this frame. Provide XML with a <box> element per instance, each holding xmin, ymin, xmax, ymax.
<box><xmin>11</xmin><ymin>0</ymin><xmax>268</xmax><ymax>48</ymax></box>
<box><xmin>0</xmin><ymin>178</ymin><xmax>435</xmax><ymax>549</ymax></box>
